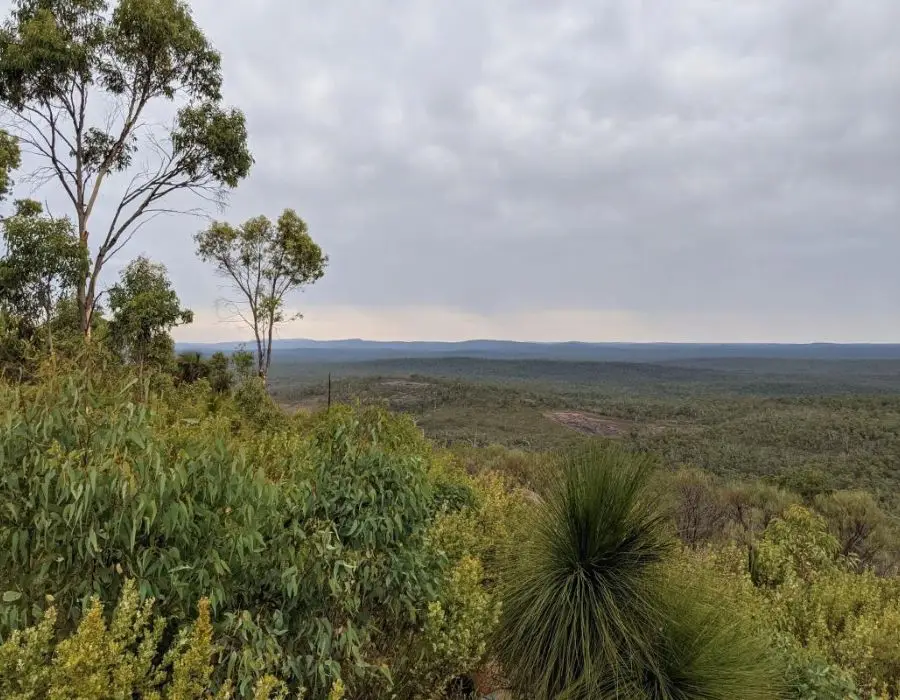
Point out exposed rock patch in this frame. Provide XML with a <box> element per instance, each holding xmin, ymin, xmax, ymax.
<box><xmin>545</xmin><ymin>411</ymin><xmax>631</xmax><ymax>436</ymax></box>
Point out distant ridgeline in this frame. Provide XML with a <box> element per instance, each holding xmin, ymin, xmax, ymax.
<box><xmin>175</xmin><ymin>339</ymin><xmax>900</xmax><ymax>364</ymax></box>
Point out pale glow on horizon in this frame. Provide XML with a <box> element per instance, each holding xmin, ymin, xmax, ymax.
<box><xmin>171</xmin><ymin>304</ymin><xmax>900</xmax><ymax>345</ymax></box>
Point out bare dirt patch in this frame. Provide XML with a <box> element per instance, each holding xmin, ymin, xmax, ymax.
<box><xmin>545</xmin><ymin>411</ymin><xmax>632</xmax><ymax>437</ymax></box>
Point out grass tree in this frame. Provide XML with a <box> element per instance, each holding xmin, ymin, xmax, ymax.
<box><xmin>495</xmin><ymin>444</ymin><xmax>779</xmax><ymax>699</ymax></box>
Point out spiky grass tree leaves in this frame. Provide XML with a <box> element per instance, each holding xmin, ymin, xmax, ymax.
<box><xmin>496</xmin><ymin>445</ymin><xmax>673</xmax><ymax>698</ymax></box>
<box><xmin>629</xmin><ymin>581</ymin><xmax>780</xmax><ymax>700</ymax></box>
<box><xmin>497</xmin><ymin>445</ymin><xmax>782</xmax><ymax>700</ymax></box>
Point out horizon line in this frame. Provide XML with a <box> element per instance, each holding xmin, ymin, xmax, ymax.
<box><xmin>174</xmin><ymin>337</ymin><xmax>900</xmax><ymax>346</ymax></box>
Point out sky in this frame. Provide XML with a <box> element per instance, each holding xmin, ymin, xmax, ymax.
<box><xmin>11</xmin><ymin>0</ymin><xmax>900</xmax><ymax>343</ymax></box>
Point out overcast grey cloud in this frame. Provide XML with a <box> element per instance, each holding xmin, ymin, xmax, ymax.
<box><xmin>16</xmin><ymin>0</ymin><xmax>900</xmax><ymax>341</ymax></box>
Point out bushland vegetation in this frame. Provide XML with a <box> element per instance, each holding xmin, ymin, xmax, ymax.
<box><xmin>3</xmin><ymin>350</ymin><xmax>900</xmax><ymax>697</ymax></box>
<box><xmin>0</xmin><ymin>0</ymin><xmax>898</xmax><ymax>698</ymax></box>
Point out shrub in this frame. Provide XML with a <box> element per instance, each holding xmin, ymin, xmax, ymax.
<box><xmin>722</xmin><ymin>479</ymin><xmax>798</xmax><ymax>544</ymax></box>
<box><xmin>0</xmin><ymin>580</ymin><xmax>286</xmax><ymax>698</ymax></box>
<box><xmin>0</xmin><ymin>371</ymin><xmax>443</xmax><ymax>697</ymax></box>
<box><xmin>396</xmin><ymin>556</ymin><xmax>499</xmax><ymax>699</ymax></box>
<box><xmin>762</xmin><ymin>565</ymin><xmax>900</xmax><ymax>696</ymax></box>
<box><xmin>628</xmin><ymin>581</ymin><xmax>778</xmax><ymax>700</ymax></box>
<box><xmin>233</xmin><ymin>376</ymin><xmax>285</xmax><ymax>429</ymax></box>
<box><xmin>429</xmin><ymin>469</ymin><xmax>528</xmax><ymax>578</ymax></box>
<box><xmin>780</xmin><ymin>643</ymin><xmax>861</xmax><ymax>700</ymax></box>
<box><xmin>814</xmin><ymin>490</ymin><xmax>899</xmax><ymax>573</ymax></box>
<box><xmin>665</xmin><ymin>467</ymin><xmax>728</xmax><ymax>547</ymax></box>
<box><xmin>673</xmin><ymin>543</ymin><xmax>858</xmax><ymax>700</ymax></box>
<box><xmin>724</xmin><ymin>504</ymin><xmax>900</xmax><ymax>696</ymax></box>
<box><xmin>753</xmin><ymin>505</ymin><xmax>843</xmax><ymax>587</ymax></box>
<box><xmin>383</xmin><ymin>456</ymin><xmax>528</xmax><ymax>698</ymax></box>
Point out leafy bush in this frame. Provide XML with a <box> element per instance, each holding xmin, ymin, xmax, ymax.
<box><xmin>815</xmin><ymin>490</ymin><xmax>899</xmax><ymax>573</ymax></box>
<box><xmin>233</xmin><ymin>375</ymin><xmax>285</xmax><ymax>428</ymax></box>
<box><xmin>384</xmin><ymin>456</ymin><xmax>528</xmax><ymax>698</ymax></box>
<box><xmin>0</xmin><ymin>580</ymin><xmax>286</xmax><ymax>699</ymax></box>
<box><xmin>753</xmin><ymin>505</ymin><xmax>843</xmax><ymax>587</ymax></box>
<box><xmin>702</xmin><ymin>504</ymin><xmax>900</xmax><ymax>697</ymax></box>
<box><xmin>758</xmin><ymin>543</ymin><xmax>900</xmax><ymax>694</ymax></box>
<box><xmin>0</xmin><ymin>371</ymin><xmax>443</xmax><ymax>697</ymax></box>
<box><xmin>395</xmin><ymin>556</ymin><xmax>499</xmax><ymax>699</ymax></box>
<box><xmin>722</xmin><ymin>479</ymin><xmax>799</xmax><ymax>544</ymax></box>
<box><xmin>671</xmin><ymin>543</ymin><xmax>861</xmax><ymax>700</ymax></box>
<box><xmin>663</xmin><ymin>467</ymin><xmax>728</xmax><ymax>547</ymax></box>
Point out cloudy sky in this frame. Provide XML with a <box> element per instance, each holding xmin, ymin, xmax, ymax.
<box><xmin>17</xmin><ymin>1</ymin><xmax>900</xmax><ymax>342</ymax></box>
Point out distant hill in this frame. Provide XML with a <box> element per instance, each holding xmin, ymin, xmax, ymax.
<box><xmin>175</xmin><ymin>339</ymin><xmax>900</xmax><ymax>363</ymax></box>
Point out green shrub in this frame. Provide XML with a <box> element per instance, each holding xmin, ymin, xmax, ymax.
<box><xmin>780</xmin><ymin>642</ymin><xmax>862</xmax><ymax>700</ymax></box>
<box><xmin>662</xmin><ymin>467</ymin><xmax>728</xmax><ymax>547</ymax></box>
<box><xmin>0</xmin><ymin>371</ymin><xmax>442</xmax><ymax>697</ymax></box>
<box><xmin>233</xmin><ymin>376</ymin><xmax>285</xmax><ymax>429</ymax></box>
<box><xmin>494</xmin><ymin>444</ymin><xmax>672</xmax><ymax>696</ymax></box>
<box><xmin>707</xmin><ymin>504</ymin><xmax>900</xmax><ymax>697</ymax></box>
<box><xmin>630</xmin><ymin>581</ymin><xmax>778</xmax><ymax>700</ymax></box>
<box><xmin>395</xmin><ymin>556</ymin><xmax>499</xmax><ymax>699</ymax></box>
<box><xmin>383</xmin><ymin>457</ymin><xmax>528</xmax><ymax>698</ymax></box>
<box><xmin>673</xmin><ymin>543</ymin><xmax>859</xmax><ymax>700</ymax></box>
<box><xmin>753</xmin><ymin>505</ymin><xmax>843</xmax><ymax>587</ymax></box>
<box><xmin>814</xmin><ymin>490</ymin><xmax>899</xmax><ymax>573</ymax></box>
<box><xmin>0</xmin><ymin>579</ymin><xmax>286</xmax><ymax>699</ymax></box>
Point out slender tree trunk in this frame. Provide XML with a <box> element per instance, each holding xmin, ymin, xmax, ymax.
<box><xmin>254</xmin><ymin>328</ymin><xmax>265</xmax><ymax>378</ymax></box>
<box><xmin>83</xmin><ymin>255</ymin><xmax>105</xmax><ymax>341</ymax></box>
<box><xmin>77</xmin><ymin>216</ymin><xmax>90</xmax><ymax>337</ymax></box>
<box><xmin>45</xmin><ymin>304</ymin><xmax>53</xmax><ymax>355</ymax></box>
<box><xmin>263</xmin><ymin>311</ymin><xmax>275</xmax><ymax>380</ymax></box>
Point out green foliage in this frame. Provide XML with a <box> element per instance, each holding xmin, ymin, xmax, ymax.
<box><xmin>388</xmin><ymin>456</ymin><xmax>527</xmax><ymax>698</ymax></box>
<box><xmin>233</xmin><ymin>376</ymin><xmax>284</xmax><ymax>429</ymax></box>
<box><xmin>232</xmin><ymin>347</ymin><xmax>255</xmax><ymax>382</ymax></box>
<box><xmin>208</xmin><ymin>351</ymin><xmax>234</xmax><ymax>394</ymax></box>
<box><xmin>0</xmin><ymin>0</ymin><xmax>252</xmax><ymax>331</ymax></box>
<box><xmin>496</xmin><ymin>445</ymin><xmax>670</xmax><ymax>697</ymax></box>
<box><xmin>0</xmin><ymin>580</ymin><xmax>285</xmax><ymax>699</ymax></box>
<box><xmin>754</xmin><ymin>505</ymin><xmax>843</xmax><ymax>587</ymax></box>
<box><xmin>628</xmin><ymin>582</ymin><xmax>778</xmax><ymax>700</ymax></box>
<box><xmin>674</xmin><ymin>544</ymin><xmax>861</xmax><ymax>700</ymax></box>
<box><xmin>748</xmin><ymin>508</ymin><xmax>900</xmax><ymax>696</ymax></box>
<box><xmin>0</xmin><ymin>199</ymin><xmax>86</xmax><ymax>350</ymax></box>
<box><xmin>815</xmin><ymin>490</ymin><xmax>898</xmax><ymax>573</ymax></box>
<box><xmin>0</xmin><ymin>128</ymin><xmax>20</xmax><ymax>201</ymax></box>
<box><xmin>302</xmin><ymin>402</ymin><xmax>430</xmax><ymax>462</ymax></box>
<box><xmin>495</xmin><ymin>444</ymin><xmax>779</xmax><ymax>699</ymax></box>
<box><xmin>175</xmin><ymin>351</ymin><xmax>239</xmax><ymax>396</ymax></box>
<box><xmin>781</xmin><ymin>647</ymin><xmax>861</xmax><ymax>700</ymax></box>
<box><xmin>0</xmin><ymin>370</ymin><xmax>445</xmax><ymax>697</ymax></box>
<box><xmin>402</xmin><ymin>556</ymin><xmax>498</xmax><ymax>699</ymax></box>
<box><xmin>195</xmin><ymin>209</ymin><xmax>327</xmax><ymax>377</ymax></box>
<box><xmin>108</xmin><ymin>256</ymin><xmax>192</xmax><ymax>371</ymax></box>
<box><xmin>722</xmin><ymin>479</ymin><xmax>799</xmax><ymax>544</ymax></box>
<box><xmin>428</xmin><ymin>468</ymin><xmax>528</xmax><ymax>578</ymax></box>
<box><xmin>177</xmin><ymin>350</ymin><xmax>211</xmax><ymax>384</ymax></box>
